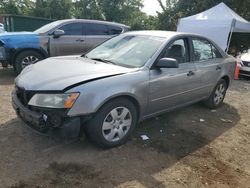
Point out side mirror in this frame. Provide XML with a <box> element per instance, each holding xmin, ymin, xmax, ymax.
<box><xmin>156</xmin><ymin>58</ymin><xmax>179</xmax><ymax>68</ymax></box>
<box><xmin>53</xmin><ymin>29</ymin><xmax>65</xmax><ymax>38</ymax></box>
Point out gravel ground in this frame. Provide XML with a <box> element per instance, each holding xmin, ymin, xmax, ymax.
<box><xmin>0</xmin><ymin>67</ymin><xmax>249</xmax><ymax>188</ymax></box>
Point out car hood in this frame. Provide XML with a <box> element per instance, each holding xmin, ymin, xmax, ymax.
<box><xmin>16</xmin><ymin>56</ymin><xmax>137</xmax><ymax>91</ymax></box>
<box><xmin>0</xmin><ymin>32</ymin><xmax>39</xmax><ymax>48</ymax></box>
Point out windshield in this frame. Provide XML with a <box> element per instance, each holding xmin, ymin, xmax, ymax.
<box><xmin>86</xmin><ymin>34</ymin><xmax>165</xmax><ymax>68</ymax></box>
<box><xmin>34</xmin><ymin>20</ymin><xmax>64</xmax><ymax>34</ymax></box>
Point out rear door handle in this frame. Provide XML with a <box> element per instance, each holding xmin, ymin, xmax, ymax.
<box><xmin>76</xmin><ymin>39</ymin><xmax>84</xmax><ymax>42</ymax></box>
<box><xmin>187</xmin><ymin>71</ymin><xmax>195</xmax><ymax>76</ymax></box>
<box><xmin>216</xmin><ymin>65</ymin><xmax>222</xmax><ymax>70</ymax></box>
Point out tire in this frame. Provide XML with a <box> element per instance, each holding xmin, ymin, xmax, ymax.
<box><xmin>15</xmin><ymin>50</ymin><xmax>43</xmax><ymax>74</ymax></box>
<box><xmin>204</xmin><ymin>79</ymin><xmax>228</xmax><ymax>109</ymax></box>
<box><xmin>86</xmin><ymin>98</ymin><xmax>138</xmax><ymax>148</ymax></box>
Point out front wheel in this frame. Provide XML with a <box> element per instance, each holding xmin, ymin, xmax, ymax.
<box><xmin>14</xmin><ymin>50</ymin><xmax>43</xmax><ymax>74</ymax></box>
<box><xmin>204</xmin><ymin>79</ymin><xmax>228</xmax><ymax>109</ymax></box>
<box><xmin>86</xmin><ymin>98</ymin><xmax>137</xmax><ymax>148</ymax></box>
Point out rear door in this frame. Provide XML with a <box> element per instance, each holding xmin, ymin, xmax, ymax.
<box><xmin>84</xmin><ymin>23</ymin><xmax>122</xmax><ymax>53</ymax></box>
<box><xmin>49</xmin><ymin>23</ymin><xmax>85</xmax><ymax>56</ymax></box>
<box><xmin>148</xmin><ymin>38</ymin><xmax>198</xmax><ymax>114</ymax></box>
<box><xmin>191</xmin><ymin>37</ymin><xmax>223</xmax><ymax>97</ymax></box>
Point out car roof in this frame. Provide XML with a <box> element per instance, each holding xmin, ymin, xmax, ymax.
<box><xmin>125</xmin><ymin>30</ymin><xmax>177</xmax><ymax>38</ymax></box>
<box><xmin>125</xmin><ymin>30</ymin><xmax>211</xmax><ymax>39</ymax></box>
<box><xmin>51</xmin><ymin>19</ymin><xmax>130</xmax><ymax>28</ymax></box>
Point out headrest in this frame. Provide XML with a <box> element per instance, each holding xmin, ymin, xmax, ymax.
<box><xmin>168</xmin><ymin>44</ymin><xmax>185</xmax><ymax>57</ymax></box>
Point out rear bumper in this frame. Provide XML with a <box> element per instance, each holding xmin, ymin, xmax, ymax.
<box><xmin>239</xmin><ymin>66</ymin><xmax>250</xmax><ymax>77</ymax></box>
<box><xmin>12</xmin><ymin>92</ymin><xmax>81</xmax><ymax>138</ymax></box>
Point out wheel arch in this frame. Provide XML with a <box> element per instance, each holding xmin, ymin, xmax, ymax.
<box><xmin>96</xmin><ymin>94</ymin><xmax>141</xmax><ymax>121</ymax></box>
<box><xmin>11</xmin><ymin>48</ymin><xmax>48</xmax><ymax>65</ymax></box>
<box><xmin>221</xmin><ymin>75</ymin><xmax>230</xmax><ymax>88</ymax></box>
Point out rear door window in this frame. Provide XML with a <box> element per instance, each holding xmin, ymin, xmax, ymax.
<box><xmin>86</xmin><ymin>23</ymin><xmax>109</xmax><ymax>35</ymax></box>
<box><xmin>108</xmin><ymin>25</ymin><xmax>123</xmax><ymax>35</ymax></box>
<box><xmin>192</xmin><ymin>38</ymin><xmax>222</xmax><ymax>61</ymax></box>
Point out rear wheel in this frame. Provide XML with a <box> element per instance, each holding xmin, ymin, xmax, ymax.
<box><xmin>204</xmin><ymin>79</ymin><xmax>227</xmax><ymax>109</ymax></box>
<box><xmin>15</xmin><ymin>50</ymin><xmax>43</xmax><ymax>74</ymax></box>
<box><xmin>86</xmin><ymin>98</ymin><xmax>137</xmax><ymax>148</ymax></box>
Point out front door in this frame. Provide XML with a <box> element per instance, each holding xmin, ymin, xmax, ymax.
<box><xmin>49</xmin><ymin>23</ymin><xmax>85</xmax><ymax>56</ymax></box>
<box><xmin>147</xmin><ymin>38</ymin><xmax>198</xmax><ymax>115</ymax></box>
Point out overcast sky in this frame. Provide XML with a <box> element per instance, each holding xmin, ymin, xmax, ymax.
<box><xmin>142</xmin><ymin>0</ymin><xmax>164</xmax><ymax>16</ymax></box>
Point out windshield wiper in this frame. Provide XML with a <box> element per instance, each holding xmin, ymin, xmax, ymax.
<box><xmin>90</xmin><ymin>58</ymin><xmax>117</xmax><ymax>65</ymax></box>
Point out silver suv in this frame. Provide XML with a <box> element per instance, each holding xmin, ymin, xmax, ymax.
<box><xmin>0</xmin><ymin>19</ymin><xmax>129</xmax><ymax>73</ymax></box>
<box><xmin>12</xmin><ymin>31</ymin><xmax>236</xmax><ymax>148</ymax></box>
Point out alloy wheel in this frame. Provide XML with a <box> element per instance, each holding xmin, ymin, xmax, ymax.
<box><xmin>21</xmin><ymin>56</ymin><xmax>39</xmax><ymax>68</ymax></box>
<box><xmin>102</xmin><ymin>107</ymin><xmax>132</xmax><ymax>142</ymax></box>
<box><xmin>214</xmin><ymin>83</ymin><xmax>225</xmax><ymax>105</ymax></box>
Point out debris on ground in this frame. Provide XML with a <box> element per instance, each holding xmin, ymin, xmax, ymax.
<box><xmin>220</xmin><ymin>118</ymin><xmax>233</xmax><ymax>123</ymax></box>
<box><xmin>199</xmin><ymin>118</ymin><xmax>205</xmax><ymax>122</ymax></box>
<box><xmin>140</xmin><ymin>135</ymin><xmax>149</xmax><ymax>140</ymax></box>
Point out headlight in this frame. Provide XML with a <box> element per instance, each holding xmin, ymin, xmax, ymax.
<box><xmin>28</xmin><ymin>93</ymin><xmax>79</xmax><ymax>109</ymax></box>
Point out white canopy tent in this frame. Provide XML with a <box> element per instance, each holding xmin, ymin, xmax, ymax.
<box><xmin>177</xmin><ymin>2</ymin><xmax>250</xmax><ymax>51</ymax></box>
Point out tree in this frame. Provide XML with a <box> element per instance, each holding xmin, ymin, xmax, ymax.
<box><xmin>156</xmin><ymin>0</ymin><xmax>179</xmax><ymax>30</ymax></box>
<box><xmin>73</xmin><ymin>0</ymin><xmax>103</xmax><ymax>20</ymax></box>
<box><xmin>48</xmin><ymin>0</ymin><xmax>72</xmax><ymax>19</ymax></box>
<box><xmin>32</xmin><ymin>0</ymin><xmax>72</xmax><ymax>19</ymax></box>
<box><xmin>126</xmin><ymin>12</ymin><xmax>158</xmax><ymax>30</ymax></box>
<box><xmin>32</xmin><ymin>0</ymin><xmax>49</xmax><ymax>18</ymax></box>
<box><xmin>73</xmin><ymin>0</ymin><xmax>154</xmax><ymax>30</ymax></box>
<box><xmin>97</xmin><ymin>0</ymin><xmax>143</xmax><ymax>23</ymax></box>
<box><xmin>0</xmin><ymin>0</ymin><xmax>34</xmax><ymax>15</ymax></box>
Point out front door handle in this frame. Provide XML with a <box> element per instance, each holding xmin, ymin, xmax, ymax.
<box><xmin>76</xmin><ymin>39</ymin><xmax>84</xmax><ymax>42</ymax></box>
<box><xmin>187</xmin><ymin>71</ymin><xmax>195</xmax><ymax>76</ymax></box>
<box><xmin>216</xmin><ymin>65</ymin><xmax>222</xmax><ymax>70</ymax></box>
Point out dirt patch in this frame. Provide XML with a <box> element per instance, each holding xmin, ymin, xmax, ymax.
<box><xmin>11</xmin><ymin>162</ymin><xmax>110</xmax><ymax>188</ymax></box>
<box><xmin>0</xmin><ymin>66</ymin><xmax>250</xmax><ymax>188</ymax></box>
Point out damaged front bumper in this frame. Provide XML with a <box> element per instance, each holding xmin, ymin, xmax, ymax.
<box><xmin>12</xmin><ymin>92</ymin><xmax>83</xmax><ymax>138</ymax></box>
<box><xmin>239</xmin><ymin>66</ymin><xmax>250</xmax><ymax>77</ymax></box>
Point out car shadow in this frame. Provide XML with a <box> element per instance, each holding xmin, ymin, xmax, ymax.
<box><xmin>134</xmin><ymin>102</ymin><xmax>239</xmax><ymax>156</ymax></box>
<box><xmin>0</xmin><ymin>102</ymin><xmax>240</xmax><ymax>187</ymax></box>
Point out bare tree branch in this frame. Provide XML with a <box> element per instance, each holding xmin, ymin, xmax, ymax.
<box><xmin>157</xmin><ymin>0</ymin><xmax>166</xmax><ymax>11</ymax></box>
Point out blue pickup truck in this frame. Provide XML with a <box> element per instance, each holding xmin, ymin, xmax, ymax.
<box><xmin>0</xmin><ymin>19</ymin><xmax>129</xmax><ymax>74</ymax></box>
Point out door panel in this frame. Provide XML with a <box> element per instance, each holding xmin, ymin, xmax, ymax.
<box><xmin>49</xmin><ymin>35</ymin><xmax>85</xmax><ymax>56</ymax></box>
<box><xmin>148</xmin><ymin>62</ymin><xmax>197</xmax><ymax>115</ymax></box>
<box><xmin>194</xmin><ymin>59</ymin><xmax>222</xmax><ymax>96</ymax></box>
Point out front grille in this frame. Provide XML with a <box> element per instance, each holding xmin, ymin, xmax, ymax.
<box><xmin>242</xmin><ymin>61</ymin><xmax>250</xmax><ymax>67</ymax></box>
<box><xmin>16</xmin><ymin>87</ymin><xmax>35</xmax><ymax>106</ymax></box>
<box><xmin>239</xmin><ymin>70</ymin><xmax>250</xmax><ymax>76</ymax></box>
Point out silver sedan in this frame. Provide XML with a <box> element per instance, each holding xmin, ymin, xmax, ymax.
<box><xmin>12</xmin><ymin>31</ymin><xmax>236</xmax><ymax>148</ymax></box>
